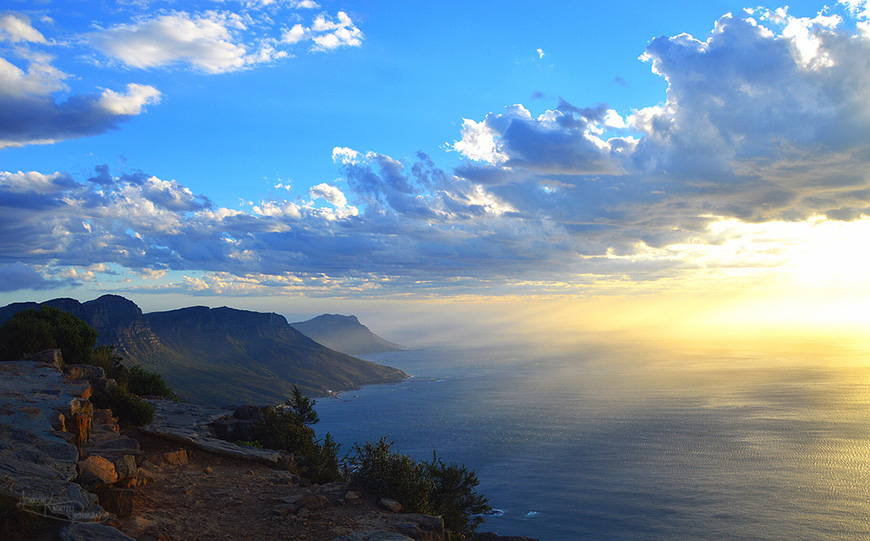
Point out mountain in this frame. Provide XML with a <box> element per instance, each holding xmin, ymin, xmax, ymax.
<box><xmin>290</xmin><ymin>314</ymin><xmax>404</xmax><ymax>356</ymax></box>
<box><xmin>0</xmin><ymin>295</ymin><xmax>406</xmax><ymax>405</ymax></box>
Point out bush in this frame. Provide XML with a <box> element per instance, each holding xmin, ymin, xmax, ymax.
<box><xmin>103</xmin><ymin>385</ymin><xmax>155</xmax><ymax>427</ymax></box>
<box><xmin>347</xmin><ymin>438</ymin><xmax>435</xmax><ymax>514</ymax></box>
<box><xmin>347</xmin><ymin>439</ymin><xmax>490</xmax><ymax>536</ymax></box>
<box><xmin>250</xmin><ymin>407</ymin><xmax>317</xmax><ymax>457</ymax></box>
<box><xmin>127</xmin><ymin>365</ymin><xmax>176</xmax><ymax>399</ymax></box>
<box><xmin>426</xmin><ymin>454</ymin><xmax>490</xmax><ymax>536</ymax></box>
<box><xmin>301</xmin><ymin>432</ymin><xmax>342</xmax><ymax>484</ymax></box>
<box><xmin>0</xmin><ymin>306</ymin><xmax>97</xmax><ymax>365</ymax></box>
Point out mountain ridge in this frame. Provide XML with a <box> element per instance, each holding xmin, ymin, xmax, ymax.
<box><xmin>0</xmin><ymin>295</ymin><xmax>406</xmax><ymax>405</ymax></box>
<box><xmin>291</xmin><ymin>313</ymin><xmax>404</xmax><ymax>356</ymax></box>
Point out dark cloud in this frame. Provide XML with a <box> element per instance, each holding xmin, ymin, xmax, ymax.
<box><xmin>0</xmin><ymin>93</ymin><xmax>126</xmax><ymax>148</ymax></box>
<box><xmin>0</xmin><ymin>262</ymin><xmax>75</xmax><ymax>291</ymax></box>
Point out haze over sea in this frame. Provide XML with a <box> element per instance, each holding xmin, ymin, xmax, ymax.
<box><xmin>315</xmin><ymin>335</ymin><xmax>870</xmax><ymax>540</ymax></box>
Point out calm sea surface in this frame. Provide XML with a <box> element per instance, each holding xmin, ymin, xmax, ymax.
<box><xmin>314</xmin><ymin>340</ymin><xmax>870</xmax><ymax>540</ymax></box>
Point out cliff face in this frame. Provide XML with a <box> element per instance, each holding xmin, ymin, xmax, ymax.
<box><xmin>0</xmin><ymin>297</ymin><xmax>406</xmax><ymax>406</ymax></box>
<box><xmin>291</xmin><ymin>314</ymin><xmax>404</xmax><ymax>356</ymax></box>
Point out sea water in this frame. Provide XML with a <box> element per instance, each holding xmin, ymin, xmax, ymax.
<box><xmin>314</xmin><ymin>340</ymin><xmax>870</xmax><ymax>540</ymax></box>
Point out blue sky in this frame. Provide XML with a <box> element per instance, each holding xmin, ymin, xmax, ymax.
<box><xmin>2</xmin><ymin>0</ymin><xmax>870</xmax><ymax>335</ymax></box>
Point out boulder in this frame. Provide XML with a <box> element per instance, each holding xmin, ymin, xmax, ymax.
<box><xmin>113</xmin><ymin>455</ymin><xmax>138</xmax><ymax>480</ymax></box>
<box><xmin>24</xmin><ymin>348</ymin><xmax>63</xmax><ymax>369</ymax></box>
<box><xmin>162</xmin><ymin>449</ymin><xmax>189</xmax><ymax>466</ymax></box>
<box><xmin>77</xmin><ymin>455</ymin><xmax>118</xmax><ymax>490</ymax></box>
<box><xmin>96</xmin><ymin>487</ymin><xmax>135</xmax><ymax>517</ymax></box>
<box><xmin>379</xmin><ymin>497</ymin><xmax>402</xmax><ymax>513</ymax></box>
<box><xmin>65</xmin><ymin>364</ymin><xmax>106</xmax><ymax>381</ymax></box>
<box><xmin>210</xmin><ymin>418</ymin><xmax>253</xmax><ymax>441</ymax></box>
<box><xmin>300</xmin><ymin>494</ymin><xmax>331</xmax><ymax>510</ymax></box>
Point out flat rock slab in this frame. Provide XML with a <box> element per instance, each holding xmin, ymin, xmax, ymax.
<box><xmin>0</xmin><ymin>360</ymin><xmax>105</xmax><ymax>521</ymax></box>
<box><xmin>59</xmin><ymin>521</ymin><xmax>137</xmax><ymax>541</ymax></box>
<box><xmin>142</xmin><ymin>399</ymin><xmax>284</xmax><ymax>464</ymax></box>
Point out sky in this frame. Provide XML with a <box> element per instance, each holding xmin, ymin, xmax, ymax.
<box><xmin>2</xmin><ymin>0</ymin><xmax>870</xmax><ymax>343</ymax></box>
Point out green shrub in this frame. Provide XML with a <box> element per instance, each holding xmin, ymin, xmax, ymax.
<box><xmin>347</xmin><ymin>438</ymin><xmax>435</xmax><ymax>514</ymax></box>
<box><xmin>0</xmin><ymin>306</ymin><xmax>97</xmax><ymax>365</ymax></box>
<box><xmin>301</xmin><ymin>432</ymin><xmax>341</xmax><ymax>484</ymax></box>
<box><xmin>237</xmin><ymin>440</ymin><xmax>264</xmax><ymax>449</ymax></box>
<box><xmin>426</xmin><ymin>454</ymin><xmax>490</xmax><ymax>536</ymax></box>
<box><xmin>250</xmin><ymin>407</ymin><xmax>317</xmax><ymax>457</ymax></box>
<box><xmin>286</xmin><ymin>385</ymin><xmax>319</xmax><ymax>426</ymax></box>
<box><xmin>127</xmin><ymin>365</ymin><xmax>176</xmax><ymax>399</ymax></box>
<box><xmin>104</xmin><ymin>385</ymin><xmax>155</xmax><ymax>426</ymax></box>
<box><xmin>347</xmin><ymin>440</ymin><xmax>490</xmax><ymax>536</ymax></box>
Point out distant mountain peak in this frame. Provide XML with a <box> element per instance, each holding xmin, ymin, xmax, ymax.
<box><xmin>290</xmin><ymin>314</ymin><xmax>403</xmax><ymax>356</ymax></box>
<box><xmin>0</xmin><ymin>295</ymin><xmax>406</xmax><ymax>405</ymax></box>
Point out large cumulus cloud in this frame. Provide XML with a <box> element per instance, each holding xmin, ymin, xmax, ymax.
<box><xmin>5</xmin><ymin>5</ymin><xmax>870</xmax><ymax>295</ymax></box>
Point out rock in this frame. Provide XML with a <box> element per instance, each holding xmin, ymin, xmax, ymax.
<box><xmin>387</xmin><ymin>514</ymin><xmax>446</xmax><ymax>540</ymax></box>
<box><xmin>25</xmin><ymin>348</ymin><xmax>63</xmax><ymax>369</ymax></box>
<box><xmin>204</xmin><ymin>466</ymin><xmax>213</xmax><ymax>474</ymax></box>
<box><xmin>379</xmin><ymin>497</ymin><xmax>402</xmax><ymax>513</ymax></box>
<box><xmin>113</xmin><ymin>454</ymin><xmax>138</xmax><ymax>480</ymax></box>
<box><xmin>336</xmin><ymin>532</ymin><xmax>415</xmax><ymax>541</ymax></box>
<box><xmin>162</xmin><ymin>449</ymin><xmax>188</xmax><ymax>466</ymax></box>
<box><xmin>210</xmin><ymin>417</ymin><xmax>253</xmax><ymax>441</ymax></box>
<box><xmin>77</xmin><ymin>455</ymin><xmax>118</xmax><ymax>490</ymax></box>
<box><xmin>272</xmin><ymin>503</ymin><xmax>295</xmax><ymax>515</ymax></box>
<box><xmin>59</xmin><ymin>521</ymin><xmax>137</xmax><ymax>541</ymax></box>
<box><xmin>57</xmin><ymin>398</ymin><xmax>94</xmax><ymax>446</ymax></box>
<box><xmin>475</xmin><ymin>535</ymin><xmax>540</xmax><ymax>541</ymax></box>
<box><xmin>345</xmin><ymin>490</ymin><xmax>361</xmax><ymax>504</ymax></box>
<box><xmin>300</xmin><ymin>494</ymin><xmax>330</xmax><ymax>510</ymax></box>
<box><xmin>97</xmin><ymin>487</ymin><xmax>135</xmax><ymax>517</ymax></box>
<box><xmin>232</xmin><ymin>404</ymin><xmax>264</xmax><ymax>421</ymax></box>
<box><xmin>50</xmin><ymin>410</ymin><xmax>67</xmax><ymax>431</ymax></box>
<box><xmin>65</xmin><ymin>364</ymin><xmax>106</xmax><ymax>380</ymax></box>
<box><xmin>296</xmin><ymin>507</ymin><xmax>310</xmax><ymax>518</ymax></box>
<box><xmin>135</xmin><ymin>466</ymin><xmax>159</xmax><ymax>486</ymax></box>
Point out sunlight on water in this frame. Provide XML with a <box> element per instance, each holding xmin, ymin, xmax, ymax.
<box><xmin>315</xmin><ymin>334</ymin><xmax>870</xmax><ymax>539</ymax></box>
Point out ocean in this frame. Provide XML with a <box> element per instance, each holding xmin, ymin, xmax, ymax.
<box><xmin>314</xmin><ymin>339</ymin><xmax>870</xmax><ymax>540</ymax></box>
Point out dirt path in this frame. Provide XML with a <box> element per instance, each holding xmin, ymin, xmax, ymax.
<box><xmin>116</xmin><ymin>434</ymin><xmax>422</xmax><ymax>540</ymax></box>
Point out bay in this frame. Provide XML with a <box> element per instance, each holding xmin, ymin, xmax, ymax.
<box><xmin>314</xmin><ymin>340</ymin><xmax>870</xmax><ymax>539</ymax></box>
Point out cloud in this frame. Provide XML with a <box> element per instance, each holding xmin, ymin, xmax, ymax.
<box><xmin>0</xmin><ymin>12</ymin><xmax>159</xmax><ymax>148</ymax></box>
<box><xmin>99</xmin><ymin>84</ymin><xmax>161</xmax><ymax>115</ymax></box>
<box><xmin>6</xmin><ymin>5</ymin><xmax>870</xmax><ymax>297</ymax></box>
<box><xmin>89</xmin><ymin>12</ymin><xmax>253</xmax><ymax>73</ymax></box>
<box><xmin>0</xmin><ymin>12</ymin><xmax>47</xmax><ymax>44</ymax></box>
<box><xmin>281</xmin><ymin>11</ymin><xmax>363</xmax><ymax>51</ymax></box>
<box><xmin>0</xmin><ymin>262</ymin><xmax>72</xmax><ymax>292</ymax></box>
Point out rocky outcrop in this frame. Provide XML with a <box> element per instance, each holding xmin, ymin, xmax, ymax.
<box><xmin>0</xmin><ymin>353</ymin><xmax>107</xmax><ymax>524</ymax></box>
<box><xmin>140</xmin><ymin>399</ymin><xmax>287</xmax><ymax>464</ymax></box>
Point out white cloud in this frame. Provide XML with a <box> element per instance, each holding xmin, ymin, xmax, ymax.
<box><xmin>282</xmin><ymin>11</ymin><xmax>363</xmax><ymax>51</ymax></box>
<box><xmin>0</xmin><ymin>170</ymin><xmax>73</xmax><ymax>193</ymax></box>
<box><xmin>0</xmin><ymin>55</ymin><xmax>67</xmax><ymax>97</ymax></box>
<box><xmin>0</xmin><ymin>12</ymin><xmax>47</xmax><ymax>43</ymax></box>
<box><xmin>99</xmin><ymin>83</ymin><xmax>161</xmax><ymax>115</ymax></box>
<box><xmin>537</xmin><ymin>48</ymin><xmax>545</xmax><ymax>58</ymax></box>
<box><xmin>452</xmin><ymin>118</ymin><xmax>509</xmax><ymax>165</ymax></box>
<box><xmin>309</xmin><ymin>182</ymin><xmax>348</xmax><ymax>207</ymax></box>
<box><xmin>332</xmin><ymin>146</ymin><xmax>361</xmax><ymax>164</ymax></box>
<box><xmin>282</xmin><ymin>23</ymin><xmax>306</xmax><ymax>44</ymax></box>
<box><xmin>90</xmin><ymin>12</ymin><xmax>253</xmax><ymax>73</ymax></box>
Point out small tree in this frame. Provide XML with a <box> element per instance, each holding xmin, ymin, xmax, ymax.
<box><xmin>0</xmin><ymin>307</ymin><xmax>97</xmax><ymax>365</ymax></box>
<box><xmin>426</xmin><ymin>453</ymin><xmax>490</xmax><ymax>536</ymax></box>
<box><xmin>286</xmin><ymin>385</ymin><xmax>319</xmax><ymax>426</ymax></box>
